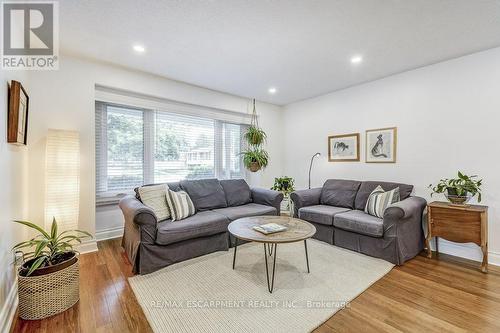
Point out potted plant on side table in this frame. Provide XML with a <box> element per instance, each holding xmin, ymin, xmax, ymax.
<box><xmin>271</xmin><ymin>176</ymin><xmax>295</xmax><ymax>215</ymax></box>
<box><xmin>429</xmin><ymin>171</ymin><xmax>482</xmax><ymax>205</ymax></box>
<box><xmin>13</xmin><ymin>218</ymin><xmax>92</xmax><ymax>320</ymax></box>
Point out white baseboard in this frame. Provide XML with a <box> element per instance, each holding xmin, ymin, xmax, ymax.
<box><xmin>95</xmin><ymin>226</ymin><xmax>123</xmax><ymax>241</ymax></box>
<box><xmin>75</xmin><ymin>240</ymin><xmax>99</xmax><ymax>254</ymax></box>
<box><xmin>432</xmin><ymin>239</ymin><xmax>499</xmax><ymax>267</ymax></box>
<box><xmin>0</xmin><ymin>281</ymin><xmax>18</xmax><ymax>333</ymax></box>
<box><xmin>489</xmin><ymin>251</ymin><xmax>500</xmax><ymax>267</ymax></box>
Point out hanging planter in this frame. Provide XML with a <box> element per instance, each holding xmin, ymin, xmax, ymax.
<box><xmin>242</xmin><ymin>99</ymin><xmax>269</xmax><ymax>172</ymax></box>
<box><xmin>249</xmin><ymin>162</ymin><xmax>261</xmax><ymax>172</ymax></box>
<box><xmin>244</xmin><ymin>126</ymin><xmax>267</xmax><ymax>146</ymax></box>
<box><xmin>241</xmin><ymin>148</ymin><xmax>269</xmax><ymax>172</ymax></box>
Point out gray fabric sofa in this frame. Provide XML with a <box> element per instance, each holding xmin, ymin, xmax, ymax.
<box><xmin>290</xmin><ymin>179</ymin><xmax>426</xmax><ymax>265</ymax></box>
<box><xmin>119</xmin><ymin>178</ymin><xmax>283</xmax><ymax>274</ymax></box>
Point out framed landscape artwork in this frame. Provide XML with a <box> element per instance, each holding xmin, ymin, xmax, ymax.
<box><xmin>366</xmin><ymin>127</ymin><xmax>397</xmax><ymax>163</ymax></box>
<box><xmin>7</xmin><ymin>80</ymin><xmax>29</xmax><ymax>145</ymax></box>
<box><xmin>328</xmin><ymin>133</ymin><xmax>360</xmax><ymax>161</ymax></box>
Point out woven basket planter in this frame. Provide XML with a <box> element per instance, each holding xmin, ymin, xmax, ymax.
<box><xmin>18</xmin><ymin>258</ymin><xmax>80</xmax><ymax>320</ymax></box>
<box><xmin>249</xmin><ymin>162</ymin><xmax>261</xmax><ymax>172</ymax></box>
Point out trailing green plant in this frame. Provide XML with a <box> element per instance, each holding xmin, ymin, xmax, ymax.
<box><xmin>12</xmin><ymin>218</ymin><xmax>92</xmax><ymax>276</ymax></box>
<box><xmin>244</xmin><ymin>125</ymin><xmax>267</xmax><ymax>146</ymax></box>
<box><xmin>241</xmin><ymin>148</ymin><xmax>269</xmax><ymax>170</ymax></box>
<box><xmin>429</xmin><ymin>171</ymin><xmax>483</xmax><ymax>202</ymax></box>
<box><xmin>271</xmin><ymin>176</ymin><xmax>295</xmax><ymax>196</ymax></box>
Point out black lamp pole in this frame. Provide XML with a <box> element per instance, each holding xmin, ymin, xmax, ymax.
<box><xmin>308</xmin><ymin>152</ymin><xmax>321</xmax><ymax>189</ymax></box>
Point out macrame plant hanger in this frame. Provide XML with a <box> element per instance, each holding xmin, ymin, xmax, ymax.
<box><xmin>250</xmin><ymin>99</ymin><xmax>259</xmax><ymax>129</ymax></box>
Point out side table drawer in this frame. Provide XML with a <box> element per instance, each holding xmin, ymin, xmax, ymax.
<box><xmin>431</xmin><ymin>207</ymin><xmax>481</xmax><ymax>244</ymax></box>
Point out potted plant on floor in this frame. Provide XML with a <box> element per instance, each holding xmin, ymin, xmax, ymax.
<box><xmin>13</xmin><ymin>218</ymin><xmax>92</xmax><ymax>320</ymax></box>
<box><xmin>271</xmin><ymin>176</ymin><xmax>295</xmax><ymax>214</ymax></box>
<box><xmin>429</xmin><ymin>171</ymin><xmax>483</xmax><ymax>205</ymax></box>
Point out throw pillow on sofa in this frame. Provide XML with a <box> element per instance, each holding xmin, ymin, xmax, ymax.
<box><xmin>137</xmin><ymin>184</ymin><xmax>170</xmax><ymax>221</ymax></box>
<box><xmin>166</xmin><ymin>189</ymin><xmax>196</xmax><ymax>221</ymax></box>
<box><xmin>365</xmin><ymin>185</ymin><xmax>400</xmax><ymax>218</ymax></box>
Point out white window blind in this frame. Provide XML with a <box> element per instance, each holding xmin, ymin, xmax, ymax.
<box><xmin>95</xmin><ymin>101</ymin><xmax>247</xmax><ymax>201</ymax></box>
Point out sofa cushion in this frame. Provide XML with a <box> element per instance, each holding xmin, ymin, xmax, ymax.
<box><xmin>180</xmin><ymin>179</ymin><xmax>227</xmax><ymax>211</ymax></box>
<box><xmin>320</xmin><ymin>179</ymin><xmax>361</xmax><ymax>209</ymax></box>
<box><xmin>220</xmin><ymin>179</ymin><xmax>252</xmax><ymax>207</ymax></box>
<box><xmin>355</xmin><ymin>181</ymin><xmax>413</xmax><ymax>211</ymax></box>
<box><xmin>212</xmin><ymin>203</ymin><xmax>276</xmax><ymax>221</ymax></box>
<box><xmin>298</xmin><ymin>205</ymin><xmax>351</xmax><ymax>226</ymax></box>
<box><xmin>155</xmin><ymin>211</ymin><xmax>229</xmax><ymax>245</ymax></box>
<box><xmin>333</xmin><ymin>210</ymin><xmax>384</xmax><ymax>237</ymax></box>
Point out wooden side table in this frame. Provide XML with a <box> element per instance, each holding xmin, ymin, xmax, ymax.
<box><xmin>426</xmin><ymin>201</ymin><xmax>488</xmax><ymax>273</ymax></box>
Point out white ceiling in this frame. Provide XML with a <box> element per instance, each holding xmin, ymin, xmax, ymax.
<box><xmin>60</xmin><ymin>0</ymin><xmax>500</xmax><ymax>105</ymax></box>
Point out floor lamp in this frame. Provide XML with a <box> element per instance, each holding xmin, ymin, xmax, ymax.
<box><xmin>308</xmin><ymin>152</ymin><xmax>321</xmax><ymax>189</ymax></box>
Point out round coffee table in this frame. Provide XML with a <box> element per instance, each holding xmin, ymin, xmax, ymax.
<box><xmin>228</xmin><ymin>216</ymin><xmax>316</xmax><ymax>293</ymax></box>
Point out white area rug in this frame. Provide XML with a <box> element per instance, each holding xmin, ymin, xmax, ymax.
<box><xmin>129</xmin><ymin>239</ymin><xmax>394</xmax><ymax>333</ymax></box>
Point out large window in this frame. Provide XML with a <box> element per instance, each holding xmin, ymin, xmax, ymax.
<box><xmin>96</xmin><ymin>102</ymin><xmax>246</xmax><ymax>201</ymax></box>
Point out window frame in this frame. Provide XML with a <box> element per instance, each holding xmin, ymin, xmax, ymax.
<box><xmin>95</xmin><ymin>101</ymin><xmax>247</xmax><ymax>204</ymax></box>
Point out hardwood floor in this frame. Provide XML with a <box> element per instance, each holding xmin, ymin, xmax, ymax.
<box><xmin>11</xmin><ymin>238</ymin><xmax>500</xmax><ymax>333</ymax></box>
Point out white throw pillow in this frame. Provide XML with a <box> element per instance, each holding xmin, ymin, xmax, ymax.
<box><xmin>137</xmin><ymin>184</ymin><xmax>170</xmax><ymax>221</ymax></box>
<box><xmin>365</xmin><ymin>185</ymin><xmax>400</xmax><ymax>218</ymax></box>
<box><xmin>165</xmin><ymin>189</ymin><xmax>195</xmax><ymax>221</ymax></box>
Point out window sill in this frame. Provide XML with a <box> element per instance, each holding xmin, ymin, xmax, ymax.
<box><xmin>96</xmin><ymin>193</ymin><xmax>130</xmax><ymax>207</ymax></box>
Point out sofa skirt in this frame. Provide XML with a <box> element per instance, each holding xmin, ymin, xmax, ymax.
<box><xmin>131</xmin><ymin>233</ymin><xmax>229</xmax><ymax>275</ymax></box>
<box><xmin>309</xmin><ymin>222</ymin><xmax>334</xmax><ymax>245</ymax></box>
<box><xmin>333</xmin><ymin>228</ymin><xmax>422</xmax><ymax>265</ymax></box>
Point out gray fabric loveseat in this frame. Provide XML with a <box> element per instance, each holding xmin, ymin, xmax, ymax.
<box><xmin>290</xmin><ymin>179</ymin><xmax>426</xmax><ymax>265</ymax></box>
<box><xmin>119</xmin><ymin>178</ymin><xmax>283</xmax><ymax>274</ymax></box>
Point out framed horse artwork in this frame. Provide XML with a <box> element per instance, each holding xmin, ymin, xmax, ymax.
<box><xmin>328</xmin><ymin>133</ymin><xmax>360</xmax><ymax>162</ymax></box>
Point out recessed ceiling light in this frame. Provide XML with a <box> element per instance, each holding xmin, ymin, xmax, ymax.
<box><xmin>350</xmin><ymin>55</ymin><xmax>363</xmax><ymax>64</ymax></box>
<box><xmin>268</xmin><ymin>87</ymin><xmax>277</xmax><ymax>94</ymax></box>
<box><xmin>133</xmin><ymin>44</ymin><xmax>146</xmax><ymax>53</ymax></box>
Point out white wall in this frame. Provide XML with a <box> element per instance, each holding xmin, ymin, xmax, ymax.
<box><xmin>283</xmin><ymin>47</ymin><xmax>500</xmax><ymax>265</ymax></box>
<box><xmin>0</xmin><ymin>71</ymin><xmax>29</xmax><ymax>331</ymax></box>
<box><xmin>25</xmin><ymin>55</ymin><xmax>283</xmax><ymax>241</ymax></box>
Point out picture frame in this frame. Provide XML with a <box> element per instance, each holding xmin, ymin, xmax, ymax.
<box><xmin>7</xmin><ymin>80</ymin><xmax>29</xmax><ymax>145</ymax></box>
<box><xmin>328</xmin><ymin>133</ymin><xmax>360</xmax><ymax>162</ymax></box>
<box><xmin>365</xmin><ymin>127</ymin><xmax>397</xmax><ymax>163</ymax></box>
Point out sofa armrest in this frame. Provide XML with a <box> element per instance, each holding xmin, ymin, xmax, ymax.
<box><xmin>251</xmin><ymin>188</ymin><xmax>284</xmax><ymax>215</ymax></box>
<box><xmin>290</xmin><ymin>188</ymin><xmax>322</xmax><ymax>217</ymax></box>
<box><xmin>384</xmin><ymin>196</ymin><xmax>427</xmax><ymax>222</ymax></box>
<box><xmin>119</xmin><ymin>195</ymin><xmax>159</xmax><ymax>245</ymax></box>
<box><xmin>119</xmin><ymin>195</ymin><xmax>158</xmax><ymax>227</ymax></box>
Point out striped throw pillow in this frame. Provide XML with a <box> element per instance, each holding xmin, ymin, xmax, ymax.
<box><xmin>364</xmin><ymin>185</ymin><xmax>400</xmax><ymax>218</ymax></box>
<box><xmin>165</xmin><ymin>189</ymin><xmax>195</xmax><ymax>221</ymax></box>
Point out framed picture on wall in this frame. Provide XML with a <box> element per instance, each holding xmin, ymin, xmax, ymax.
<box><xmin>7</xmin><ymin>80</ymin><xmax>29</xmax><ymax>145</ymax></box>
<box><xmin>328</xmin><ymin>133</ymin><xmax>360</xmax><ymax>161</ymax></box>
<box><xmin>365</xmin><ymin>127</ymin><xmax>397</xmax><ymax>163</ymax></box>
